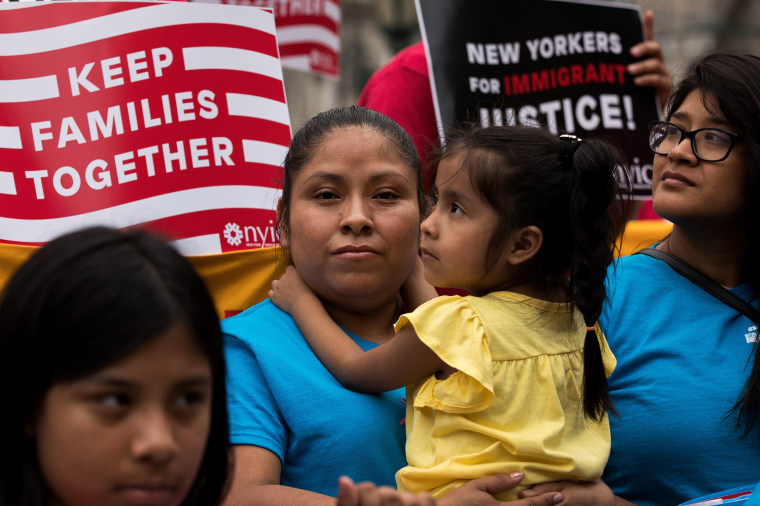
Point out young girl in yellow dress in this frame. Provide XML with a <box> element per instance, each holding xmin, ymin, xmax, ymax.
<box><xmin>269</xmin><ymin>124</ymin><xmax>623</xmax><ymax>500</ymax></box>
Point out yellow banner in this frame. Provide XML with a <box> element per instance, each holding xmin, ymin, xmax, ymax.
<box><xmin>617</xmin><ymin>219</ymin><xmax>672</xmax><ymax>257</ymax></box>
<box><xmin>0</xmin><ymin>243</ymin><xmax>287</xmax><ymax>320</ymax></box>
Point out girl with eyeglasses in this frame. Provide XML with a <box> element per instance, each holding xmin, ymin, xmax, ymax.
<box><xmin>521</xmin><ymin>52</ymin><xmax>760</xmax><ymax>506</ymax></box>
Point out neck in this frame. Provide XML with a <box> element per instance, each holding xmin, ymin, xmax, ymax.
<box><xmin>322</xmin><ymin>295</ymin><xmax>403</xmax><ymax>345</ymax></box>
<box><xmin>657</xmin><ymin>224</ymin><xmax>748</xmax><ymax>288</ymax></box>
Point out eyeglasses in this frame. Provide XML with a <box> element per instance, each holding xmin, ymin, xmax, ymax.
<box><xmin>648</xmin><ymin>121</ymin><xmax>741</xmax><ymax>162</ymax></box>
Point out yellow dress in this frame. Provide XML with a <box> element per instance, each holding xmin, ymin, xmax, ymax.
<box><xmin>393</xmin><ymin>292</ymin><xmax>616</xmax><ymax>500</ymax></box>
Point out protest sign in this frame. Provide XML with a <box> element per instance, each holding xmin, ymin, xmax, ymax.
<box><xmin>191</xmin><ymin>0</ymin><xmax>341</xmax><ymax>78</ymax></box>
<box><xmin>416</xmin><ymin>0</ymin><xmax>660</xmax><ymax>197</ymax></box>
<box><xmin>0</xmin><ymin>1</ymin><xmax>291</xmax><ymax>254</ymax></box>
<box><xmin>274</xmin><ymin>0</ymin><xmax>341</xmax><ymax>78</ymax></box>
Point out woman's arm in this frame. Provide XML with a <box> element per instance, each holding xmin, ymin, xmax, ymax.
<box><xmin>269</xmin><ymin>266</ymin><xmax>446</xmax><ymax>392</ymax></box>
<box><xmin>223</xmin><ymin>445</ymin><xmax>335</xmax><ymax>506</ymax></box>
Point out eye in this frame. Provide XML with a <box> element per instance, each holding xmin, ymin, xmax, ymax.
<box><xmin>314</xmin><ymin>190</ymin><xmax>339</xmax><ymax>200</ymax></box>
<box><xmin>173</xmin><ymin>390</ymin><xmax>209</xmax><ymax>415</ymax></box>
<box><xmin>664</xmin><ymin>123</ymin><xmax>682</xmax><ymax>138</ymax></box>
<box><xmin>702</xmin><ymin>129</ymin><xmax>731</xmax><ymax>145</ymax></box>
<box><xmin>429</xmin><ymin>194</ymin><xmax>438</xmax><ymax>207</ymax></box>
<box><xmin>450</xmin><ymin>202</ymin><xmax>464</xmax><ymax>214</ymax></box>
<box><xmin>375</xmin><ymin>190</ymin><xmax>400</xmax><ymax>200</ymax></box>
<box><xmin>91</xmin><ymin>392</ymin><xmax>131</xmax><ymax>416</ymax></box>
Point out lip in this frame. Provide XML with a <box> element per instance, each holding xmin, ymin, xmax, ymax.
<box><xmin>117</xmin><ymin>484</ymin><xmax>180</xmax><ymax>506</ymax></box>
<box><xmin>332</xmin><ymin>244</ymin><xmax>380</xmax><ymax>258</ymax></box>
<box><xmin>420</xmin><ymin>247</ymin><xmax>437</xmax><ymax>261</ymax></box>
<box><xmin>661</xmin><ymin>169</ymin><xmax>696</xmax><ymax>187</ymax></box>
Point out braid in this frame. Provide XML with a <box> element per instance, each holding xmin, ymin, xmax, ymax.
<box><xmin>564</xmin><ymin>137</ymin><xmax>625</xmax><ymax>420</ymax></box>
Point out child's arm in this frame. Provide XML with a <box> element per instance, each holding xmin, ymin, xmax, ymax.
<box><xmin>269</xmin><ymin>265</ymin><xmax>446</xmax><ymax>393</ymax></box>
<box><xmin>400</xmin><ymin>255</ymin><xmax>439</xmax><ymax>310</ymax></box>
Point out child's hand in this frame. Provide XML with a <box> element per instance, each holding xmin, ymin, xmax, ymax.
<box><xmin>269</xmin><ymin>265</ymin><xmax>314</xmax><ymax>314</ymax></box>
<box><xmin>336</xmin><ymin>476</ymin><xmax>435</xmax><ymax>506</ymax></box>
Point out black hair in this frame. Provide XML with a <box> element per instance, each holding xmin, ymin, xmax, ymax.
<box><xmin>440</xmin><ymin>124</ymin><xmax>626</xmax><ymax>421</ymax></box>
<box><xmin>0</xmin><ymin>226</ymin><xmax>230</xmax><ymax>505</ymax></box>
<box><xmin>666</xmin><ymin>52</ymin><xmax>760</xmax><ymax>433</ymax></box>
<box><xmin>278</xmin><ymin>105</ymin><xmax>424</xmax><ymax>241</ymax></box>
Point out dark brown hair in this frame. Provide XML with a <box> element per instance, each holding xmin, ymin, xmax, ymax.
<box><xmin>440</xmin><ymin>124</ymin><xmax>626</xmax><ymax>420</ymax></box>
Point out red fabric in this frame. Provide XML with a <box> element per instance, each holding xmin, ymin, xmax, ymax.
<box><xmin>636</xmin><ymin>199</ymin><xmax>660</xmax><ymax>220</ymax></box>
<box><xmin>358</xmin><ymin>41</ymin><xmax>439</xmax><ymax>190</ymax></box>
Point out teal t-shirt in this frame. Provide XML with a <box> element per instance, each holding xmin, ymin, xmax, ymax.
<box><xmin>222</xmin><ymin>299</ymin><xmax>407</xmax><ymax>496</ymax></box>
<box><xmin>600</xmin><ymin>251</ymin><xmax>760</xmax><ymax>505</ymax></box>
<box><xmin>746</xmin><ymin>482</ymin><xmax>760</xmax><ymax>505</ymax></box>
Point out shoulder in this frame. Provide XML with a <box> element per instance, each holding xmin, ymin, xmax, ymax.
<box><xmin>606</xmin><ymin>251</ymin><xmax>671</xmax><ymax>292</ymax></box>
<box><xmin>398</xmin><ymin>295</ymin><xmax>477</xmax><ymax>332</ymax></box>
<box><xmin>223</xmin><ymin>298</ymin><xmax>280</xmax><ymax>325</ymax></box>
<box><xmin>222</xmin><ymin>299</ymin><xmax>297</xmax><ymax>344</ymax></box>
<box><xmin>414</xmin><ymin>294</ymin><xmax>472</xmax><ymax>315</ymax></box>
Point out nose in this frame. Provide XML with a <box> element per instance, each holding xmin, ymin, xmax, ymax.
<box><xmin>340</xmin><ymin>195</ymin><xmax>373</xmax><ymax>234</ymax></box>
<box><xmin>667</xmin><ymin>135</ymin><xmax>699</xmax><ymax>165</ymax></box>
<box><xmin>420</xmin><ymin>208</ymin><xmax>438</xmax><ymax>237</ymax></box>
<box><xmin>131</xmin><ymin>409</ymin><xmax>178</xmax><ymax>465</ymax></box>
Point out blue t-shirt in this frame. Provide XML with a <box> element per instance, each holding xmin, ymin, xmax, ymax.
<box><xmin>746</xmin><ymin>482</ymin><xmax>760</xmax><ymax>505</ymax></box>
<box><xmin>600</xmin><ymin>252</ymin><xmax>760</xmax><ymax>506</ymax></box>
<box><xmin>222</xmin><ymin>299</ymin><xmax>407</xmax><ymax>497</ymax></box>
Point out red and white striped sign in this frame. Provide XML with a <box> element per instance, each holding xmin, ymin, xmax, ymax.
<box><xmin>0</xmin><ymin>1</ymin><xmax>291</xmax><ymax>254</ymax></box>
<box><xmin>198</xmin><ymin>0</ymin><xmax>341</xmax><ymax>78</ymax></box>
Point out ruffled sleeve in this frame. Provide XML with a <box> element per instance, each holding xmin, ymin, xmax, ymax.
<box><xmin>395</xmin><ymin>296</ymin><xmax>494</xmax><ymax>413</ymax></box>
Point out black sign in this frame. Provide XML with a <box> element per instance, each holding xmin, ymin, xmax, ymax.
<box><xmin>417</xmin><ymin>0</ymin><xmax>660</xmax><ymax>197</ymax></box>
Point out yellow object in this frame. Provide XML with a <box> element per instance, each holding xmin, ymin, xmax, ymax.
<box><xmin>394</xmin><ymin>292</ymin><xmax>614</xmax><ymax>500</ymax></box>
<box><xmin>0</xmin><ymin>242</ymin><xmax>286</xmax><ymax>320</ymax></box>
<box><xmin>617</xmin><ymin>219</ymin><xmax>673</xmax><ymax>257</ymax></box>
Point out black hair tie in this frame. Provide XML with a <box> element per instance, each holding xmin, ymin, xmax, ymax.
<box><xmin>559</xmin><ymin>134</ymin><xmax>583</xmax><ymax>169</ymax></box>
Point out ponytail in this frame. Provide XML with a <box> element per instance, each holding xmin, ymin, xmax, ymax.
<box><xmin>562</xmin><ymin>135</ymin><xmax>625</xmax><ymax>421</ymax></box>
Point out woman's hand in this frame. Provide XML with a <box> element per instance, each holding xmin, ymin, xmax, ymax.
<box><xmin>519</xmin><ymin>479</ymin><xmax>617</xmax><ymax>506</ymax></box>
<box><xmin>336</xmin><ymin>476</ymin><xmax>436</xmax><ymax>506</ymax></box>
<box><xmin>627</xmin><ymin>9</ymin><xmax>672</xmax><ymax>109</ymax></box>
<box><xmin>335</xmin><ymin>473</ymin><xmax>566</xmax><ymax>506</ymax></box>
<box><xmin>269</xmin><ymin>265</ymin><xmax>314</xmax><ymax>314</ymax></box>
<box><xmin>438</xmin><ymin>473</ymin><xmax>563</xmax><ymax>506</ymax></box>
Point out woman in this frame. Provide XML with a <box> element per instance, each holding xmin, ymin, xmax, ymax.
<box><xmin>0</xmin><ymin>226</ymin><xmax>230</xmax><ymax>506</ymax></box>
<box><xmin>523</xmin><ymin>52</ymin><xmax>760</xmax><ymax>506</ymax></box>
<box><xmin>221</xmin><ymin>106</ymin><xmax>568</xmax><ymax>505</ymax></box>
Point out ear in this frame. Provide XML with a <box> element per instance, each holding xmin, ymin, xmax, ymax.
<box><xmin>275</xmin><ymin>197</ymin><xmax>289</xmax><ymax>249</ymax></box>
<box><xmin>505</xmin><ymin>225</ymin><xmax>542</xmax><ymax>265</ymax></box>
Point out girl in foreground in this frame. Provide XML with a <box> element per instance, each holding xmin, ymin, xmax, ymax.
<box><xmin>270</xmin><ymin>124</ymin><xmax>625</xmax><ymax>500</ymax></box>
<box><xmin>0</xmin><ymin>226</ymin><xmax>230</xmax><ymax>506</ymax></box>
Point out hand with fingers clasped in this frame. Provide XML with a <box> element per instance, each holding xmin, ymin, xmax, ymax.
<box><xmin>337</xmin><ymin>473</ymin><xmax>566</xmax><ymax>506</ymax></box>
<box><xmin>520</xmin><ymin>479</ymin><xmax>617</xmax><ymax>506</ymax></box>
